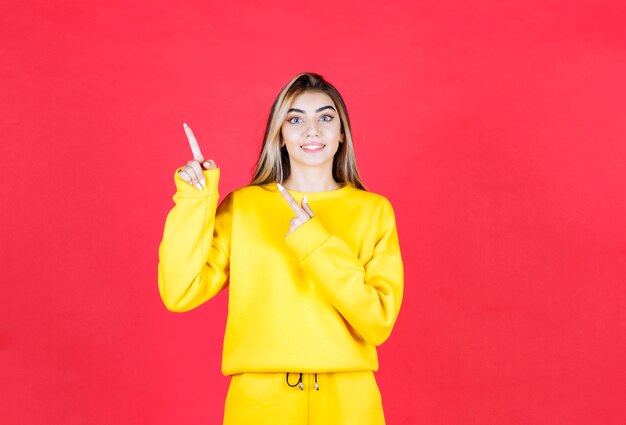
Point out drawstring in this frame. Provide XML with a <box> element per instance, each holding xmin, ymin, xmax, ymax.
<box><xmin>285</xmin><ymin>373</ymin><xmax>320</xmax><ymax>391</ymax></box>
<box><xmin>286</xmin><ymin>372</ymin><xmax>303</xmax><ymax>390</ymax></box>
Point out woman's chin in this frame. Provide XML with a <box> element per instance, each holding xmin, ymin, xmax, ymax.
<box><xmin>289</xmin><ymin>156</ymin><xmax>333</xmax><ymax>169</ymax></box>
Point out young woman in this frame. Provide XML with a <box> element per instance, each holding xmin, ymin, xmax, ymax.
<box><xmin>158</xmin><ymin>72</ymin><xmax>404</xmax><ymax>425</ymax></box>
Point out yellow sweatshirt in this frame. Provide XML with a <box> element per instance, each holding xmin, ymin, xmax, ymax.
<box><xmin>158</xmin><ymin>167</ymin><xmax>404</xmax><ymax>375</ymax></box>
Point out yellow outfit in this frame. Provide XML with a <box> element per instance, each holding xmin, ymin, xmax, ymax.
<box><xmin>158</xmin><ymin>167</ymin><xmax>404</xmax><ymax>424</ymax></box>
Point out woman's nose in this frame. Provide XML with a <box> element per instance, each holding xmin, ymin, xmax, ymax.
<box><xmin>304</xmin><ymin>121</ymin><xmax>320</xmax><ymax>137</ymax></box>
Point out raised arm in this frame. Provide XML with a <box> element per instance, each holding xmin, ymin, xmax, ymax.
<box><xmin>157</xmin><ymin>123</ymin><xmax>232</xmax><ymax>312</ymax></box>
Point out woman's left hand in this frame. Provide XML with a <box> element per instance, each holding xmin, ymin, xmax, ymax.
<box><xmin>277</xmin><ymin>183</ymin><xmax>315</xmax><ymax>237</ymax></box>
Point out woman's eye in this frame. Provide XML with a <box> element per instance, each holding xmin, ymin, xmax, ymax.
<box><xmin>320</xmin><ymin>115</ymin><xmax>334</xmax><ymax>122</ymax></box>
<box><xmin>288</xmin><ymin>117</ymin><xmax>302</xmax><ymax>124</ymax></box>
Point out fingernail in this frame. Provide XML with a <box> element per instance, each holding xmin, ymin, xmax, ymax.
<box><xmin>277</xmin><ymin>183</ymin><xmax>284</xmax><ymax>192</ymax></box>
<box><xmin>183</xmin><ymin>122</ymin><xmax>188</xmax><ymax>128</ymax></box>
<box><xmin>303</xmin><ymin>195</ymin><xmax>308</xmax><ymax>203</ymax></box>
<box><xmin>195</xmin><ymin>183</ymin><xmax>203</xmax><ymax>191</ymax></box>
<box><xmin>200</xmin><ymin>178</ymin><xmax>206</xmax><ymax>187</ymax></box>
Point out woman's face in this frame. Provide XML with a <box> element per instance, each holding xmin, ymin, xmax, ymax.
<box><xmin>280</xmin><ymin>90</ymin><xmax>343</xmax><ymax>171</ymax></box>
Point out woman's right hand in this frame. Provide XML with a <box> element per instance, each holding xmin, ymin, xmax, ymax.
<box><xmin>178</xmin><ymin>123</ymin><xmax>217</xmax><ymax>191</ymax></box>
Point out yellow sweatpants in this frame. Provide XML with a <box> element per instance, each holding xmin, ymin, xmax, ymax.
<box><xmin>223</xmin><ymin>371</ymin><xmax>386</xmax><ymax>425</ymax></box>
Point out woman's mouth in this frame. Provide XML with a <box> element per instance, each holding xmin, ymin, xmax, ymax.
<box><xmin>301</xmin><ymin>144</ymin><xmax>325</xmax><ymax>153</ymax></box>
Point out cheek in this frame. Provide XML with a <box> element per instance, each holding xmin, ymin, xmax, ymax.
<box><xmin>281</xmin><ymin>126</ymin><xmax>297</xmax><ymax>143</ymax></box>
<box><xmin>281</xmin><ymin>135</ymin><xmax>300</xmax><ymax>153</ymax></box>
<box><xmin>324</xmin><ymin>122</ymin><xmax>342</xmax><ymax>137</ymax></box>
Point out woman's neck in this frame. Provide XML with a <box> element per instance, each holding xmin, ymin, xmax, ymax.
<box><xmin>282</xmin><ymin>167</ymin><xmax>342</xmax><ymax>192</ymax></box>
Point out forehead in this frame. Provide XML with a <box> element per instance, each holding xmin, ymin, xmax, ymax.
<box><xmin>289</xmin><ymin>90</ymin><xmax>336</xmax><ymax>110</ymax></box>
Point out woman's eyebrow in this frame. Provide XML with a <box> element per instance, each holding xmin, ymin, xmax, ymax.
<box><xmin>288</xmin><ymin>105</ymin><xmax>337</xmax><ymax>114</ymax></box>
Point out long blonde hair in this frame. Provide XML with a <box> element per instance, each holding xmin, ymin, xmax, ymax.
<box><xmin>250</xmin><ymin>72</ymin><xmax>367</xmax><ymax>191</ymax></box>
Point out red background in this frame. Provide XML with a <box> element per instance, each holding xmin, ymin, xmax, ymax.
<box><xmin>2</xmin><ymin>1</ymin><xmax>625</xmax><ymax>424</ymax></box>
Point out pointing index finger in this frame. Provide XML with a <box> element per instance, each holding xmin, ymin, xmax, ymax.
<box><xmin>277</xmin><ymin>183</ymin><xmax>307</xmax><ymax>216</ymax></box>
<box><xmin>183</xmin><ymin>123</ymin><xmax>204</xmax><ymax>162</ymax></box>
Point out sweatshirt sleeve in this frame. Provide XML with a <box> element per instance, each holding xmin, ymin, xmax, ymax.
<box><xmin>284</xmin><ymin>199</ymin><xmax>404</xmax><ymax>346</ymax></box>
<box><xmin>157</xmin><ymin>167</ymin><xmax>232</xmax><ymax>312</ymax></box>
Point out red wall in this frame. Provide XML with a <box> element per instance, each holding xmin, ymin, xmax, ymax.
<box><xmin>2</xmin><ymin>1</ymin><xmax>625</xmax><ymax>424</ymax></box>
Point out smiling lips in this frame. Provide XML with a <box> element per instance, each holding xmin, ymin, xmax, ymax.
<box><xmin>301</xmin><ymin>143</ymin><xmax>325</xmax><ymax>152</ymax></box>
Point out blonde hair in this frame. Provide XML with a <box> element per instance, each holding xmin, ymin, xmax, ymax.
<box><xmin>250</xmin><ymin>72</ymin><xmax>367</xmax><ymax>191</ymax></box>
